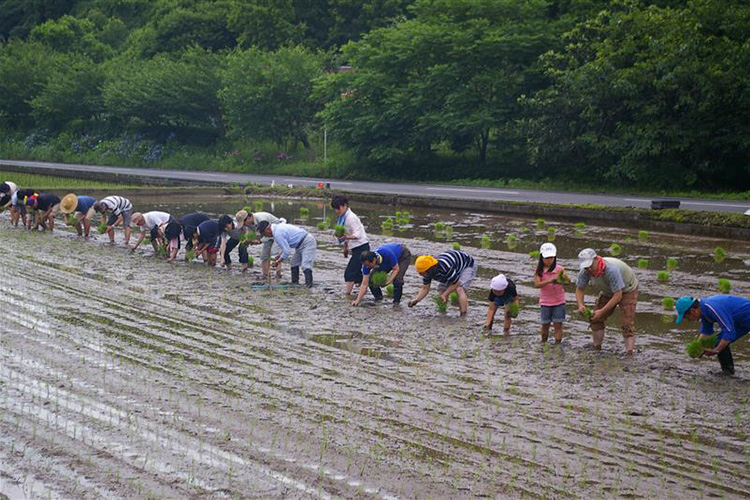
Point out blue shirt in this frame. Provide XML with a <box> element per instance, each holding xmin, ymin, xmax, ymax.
<box><xmin>197</xmin><ymin>220</ymin><xmax>220</xmax><ymax>245</ymax></box>
<box><xmin>362</xmin><ymin>243</ymin><xmax>402</xmax><ymax>276</ymax></box>
<box><xmin>272</xmin><ymin>223</ymin><xmax>308</xmax><ymax>260</ymax></box>
<box><xmin>75</xmin><ymin>196</ymin><xmax>96</xmax><ymax>214</ymax></box>
<box><xmin>700</xmin><ymin>295</ymin><xmax>750</xmax><ymax>343</ymax></box>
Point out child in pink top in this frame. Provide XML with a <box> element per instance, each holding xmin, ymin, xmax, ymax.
<box><xmin>533</xmin><ymin>243</ymin><xmax>568</xmax><ymax>343</ymax></box>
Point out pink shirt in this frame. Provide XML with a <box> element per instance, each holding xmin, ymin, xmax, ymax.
<box><xmin>539</xmin><ymin>264</ymin><xmax>566</xmax><ymax>306</ymax></box>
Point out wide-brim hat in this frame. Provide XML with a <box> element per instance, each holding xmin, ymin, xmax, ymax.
<box><xmin>60</xmin><ymin>193</ymin><xmax>78</xmax><ymax>214</ymax></box>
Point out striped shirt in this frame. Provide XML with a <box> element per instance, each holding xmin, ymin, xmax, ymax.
<box><xmin>423</xmin><ymin>250</ymin><xmax>475</xmax><ymax>285</ymax></box>
<box><xmin>98</xmin><ymin>196</ymin><xmax>133</xmax><ymax>215</ymax></box>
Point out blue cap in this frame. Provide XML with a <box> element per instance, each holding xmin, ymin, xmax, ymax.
<box><xmin>675</xmin><ymin>296</ymin><xmax>697</xmax><ymax>324</ymax></box>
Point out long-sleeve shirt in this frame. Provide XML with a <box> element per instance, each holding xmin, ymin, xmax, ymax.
<box><xmin>337</xmin><ymin>208</ymin><xmax>368</xmax><ymax>248</ymax></box>
<box><xmin>700</xmin><ymin>295</ymin><xmax>750</xmax><ymax>343</ymax></box>
<box><xmin>99</xmin><ymin>196</ymin><xmax>133</xmax><ymax>215</ymax></box>
<box><xmin>272</xmin><ymin>223</ymin><xmax>309</xmax><ymax>261</ymax></box>
<box><xmin>423</xmin><ymin>250</ymin><xmax>475</xmax><ymax>285</ymax></box>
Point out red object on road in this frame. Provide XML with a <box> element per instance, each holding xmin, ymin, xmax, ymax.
<box><xmin>317</xmin><ymin>182</ymin><xmax>324</xmax><ymax>189</ymax></box>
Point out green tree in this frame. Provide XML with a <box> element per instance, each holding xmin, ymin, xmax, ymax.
<box><xmin>227</xmin><ymin>0</ymin><xmax>302</xmax><ymax>50</ymax></box>
<box><xmin>220</xmin><ymin>45</ymin><xmax>324</xmax><ymax>148</ymax></box>
<box><xmin>29</xmin><ymin>15</ymin><xmax>114</xmax><ymax>61</ymax></box>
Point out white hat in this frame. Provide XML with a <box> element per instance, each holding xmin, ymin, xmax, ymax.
<box><xmin>540</xmin><ymin>242</ymin><xmax>557</xmax><ymax>258</ymax></box>
<box><xmin>578</xmin><ymin>248</ymin><xmax>597</xmax><ymax>270</ymax></box>
<box><xmin>490</xmin><ymin>274</ymin><xmax>508</xmax><ymax>292</ymax></box>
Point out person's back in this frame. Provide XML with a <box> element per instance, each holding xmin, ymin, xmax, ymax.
<box><xmin>701</xmin><ymin>295</ymin><xmax>750</xmax><ymax>341</ymax></box>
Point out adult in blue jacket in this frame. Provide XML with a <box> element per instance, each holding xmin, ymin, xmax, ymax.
<box><xmin>351</xmin><ymin>243</ymin><xmax>411</xmax><ymax>306</ymax></box>
<box><xmin>676</xmin><ymin>294</ymin><xmax>750</xmax><ymax>375</ymax></box>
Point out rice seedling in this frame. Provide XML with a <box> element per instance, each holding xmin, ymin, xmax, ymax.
<box><xmin>637</xmin><ymin>258</ymin><xmax>648</xmax><ymax>269</ymax></box>
<box><xmin>662</xmin><ymin>297</ymin><xmax>675</xmax><ymax>310</ymax></box>
<box><xmin>66</xmin><ymin>214</ymin><xmax>78</xmax><ymax>226</ymax></box>
<box><xmin>609</xmin><ymin>243</ymin><xmax>622</xmax><ymax>256</ymax></box>
<box><xmin>580</xmin><ymin>307</ymin><xmax>593</xmax><ymax>320</ymax></box>
<box><xmin>657</xmin><ymin>270</ymin><xmax>670</xmax><ymax>283</ymax></box>
<box><xmin>334</xmin><ymin>225</ymin><xmax>345</xmax><ymax>237</ymax></box>
<box><xmin>247</xmin><ymin>256</ymin><xmax>254</xmax><ymax>267</ymax></box>
<box><xmin>685</xmin><ymin>334</ymin><xmax>717</xmax><ymax>358</ymax></box>
<box><xmin>185</xmin><ymin>249</ymin><xmax>195</xmax><ymax>261</ymax></box>
<box><xmin>316</xmin><ymin>217</ymin><xmax>331</xmax><ymax>230</ymax></box>
<box><xmin>380</xmin><ymin>217</ymin><xmax>394</xmax><ymax>229</ymax></box>
<box><xmin>536</xmin><ymin>218</ymin><xmax>545</xmax><ymax>229</ymax></box>
<box><xmin>299</xmin><ymin>207</ymin><xmax>309</xmax><ymax>219</ymax></box>
<box><xmin>638</xmin><ymin>230</ymin><xmax>649</xmax><ymax>242</ymax></box>
<box><xmin>370</xmin><ymin>271</ymin><xmax>389</xmax><ymax>287</ymax></box>
<box><xmin>433</xmin><ymin>295</ymin><xmax>447</xmax><ymax>313</ymax></box>
<box><xmin>240</xmin><ymin>230</ymin><xmax>256</xmax><ymax>243</ymax></box>
<box><xmin>555</xmin><ymin>268</ymin><xmax>570</xmax><ymax>284</ymax></box>
<box><xmin>434</xmin><ymin>221</ymin><xmax>446</xmax><ymax>231</ymax></box>
<box><xmin>714</xmin><ymin>246</ymin><xmax>727</xmax><ymax>263</ymax></box>
<box><xmin>666</xmin><ymin>257</ymin><xmax>678</xmax><ymax>271</ymax></box>
<box><xmin>452</xmin><ymin>242</ymin><xmax>461</xmax><ymax>250</ymax></box>
<box><xmin>508</xmin><ymin>303</ymin><xmax>520</xmax><ymax>318</ymax></box>
<box><xmin>449</xmin><ymin>292</ymin><xmax>459</xmax><ymax>306</ymax></box>
<box><xmin>574</xmin><ymin>222</ymin><xmax>586</xmax><ymax>231</ymax></box>
<box><xmin>253</xmin><ymin>200</ymin><xmax>263</xmax><ymax>211</ymax></box>
<box><xmin>242</xmin><ymin>205</ymin><xmax>253</xmax><ymax>213</ymax></box>
<box><xmin>718</xmin><ymin>278</ymin><xmax>732</xmax><ymax>293</ymax></box>
<box><xmin>529</xmin><ymin>250</ymin><xmax>540</xmax><ymax>259</ymax></box>
<box><xmin>155</xmin><ymin>245</ymin><xmax>166</xmax><ymax>258</ymax></box>
<box><xmin>480</xmin><ymin>235</ymin><xmax>491</xmax><ymax>249</ymax></box>
<box><xmin>506</xmin><ymin>233</ymin><xmax>518</xmax><ymax>242</ymax></box>
<box><xmin>385</xmin><ymin>284</ymin><xmax>394</xmax><ymax>297</ymax></box>
<box><xmin>547</xmin><ymin>227</ymin><xmax>556</xmax><ymax>241</ymax></box>
<box><xmin>97</xmin><ymin>223</ymin><xmax>108</xmax><ymax>234</ymax></box>
<box><xmin>445</xmin><ymin>225</ymin><xmax>453</xmax><ymax>237</ymax></box>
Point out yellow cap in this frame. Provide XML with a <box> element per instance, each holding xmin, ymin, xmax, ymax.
<box><xmin>60</xmin><ymin>193</ymin><xmax>78</xmax><ymax>214</ymax></box>
<box><xmin>415</xmin><ymin>255</ymin><xmax>438</xmax><ymax>274</ymax></box>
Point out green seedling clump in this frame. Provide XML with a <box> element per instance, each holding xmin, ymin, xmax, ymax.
<box><xmin>434</xmin><ymin>221</ymin><xmax>446</xmax><ymax>231</ymax></box>
<box><xmin>370</xmin><ymin>271</ymin><xmax>389</xmax><ymax>287</ymax></box>
<box><xmin>444</xmin><ymin>225</ymin><xmax>453</xmax><ymax>237</ymax></box>
<box><xmin>714</xmin><ymin>246</ymin><xmax>727</xmax><ymax>259</ymax></box>
<box><xmin>609</xmin><ymin>243</ymin><xmax>622</xmax><ymax>256</ymax></box>
<box><xmin>666</xmin><ymin>257</ymin><xmax>678</xmax><ymax>271</ymax></box>
<box><xmin>449</xmin><ymin>292</ymin><xmax>459</xmax><ymax>306</ymax></box>
<box><xmin>581</xmin><ymin>307</ymin><xmax>593</xmax><ymax>320</ymax></box>
<box><xmin>637</xmin><ymin>258</ymin><xmax>648</xmax><ymax>269</ymax></box>
<box><xmin>242</xmin><ymin>205</ymin><xmax>253</xmax><ymax>213</ymax></box>
<box><xmin>299</xmin><ymin>207</ymin><xmax>309</xmax><ymax>218</ymax></box>
<box><xmin>508</xmin><ymin>303</ymin><xmax>520</xmax><ymax>318</ymax></box>
<box><xmin>433</xmin><ymin>295</ymin><xmax>447</xmax><ymax>313</ymax></box>
<box><xmin>662</xmin><ymin>297</ymin><xmax>675</xmax><ymax>310</ymax></box>
<box><xmin>529</xmin><ymin>250</ymin><xmax>540</xmax><ymax>259</ymax></box>
<box><xmin>452</xmin><ymin>242</ymin><xmax>461</xmax><ymax>250</ymax></box>
<box><xmin>555</xmin><ymin>268</ymin><xmax>570</xmax><ymax>284</ymax></box>
<box><xmin>253</xmin><ymin>200</ymin><xmax>263</xmax><ymax>212</ymax></box>
<box><xmin>657</xmin><ymin>271</ymin><xmax>670</xmax><ymax>283</ymax></box>
<box><xmin>574</xmin><ymin>222</ymin><xmax>586</xmax><ymax>231</ymax></box>
<box><xmin>66</xmin><ymin>214</ymin><xmax>78</xmax><ymax>226</ymax></box>
<box><xmin>480</xmin><ymin>235</ymin><xmax>491</xmax><ymax>249</ymax></box>
<box><xmin>97</xmin><ymin>223</ymin><xmax>108</xmax><ymax>234</ymax></box>
<box><xmin>247</xmin><ymin>256</ymin><xmax>254</xmax><ymax>267</ymax></box>
<box><xmin>155</xmin><ymin>245</ymin><xmax>166</xmax><ymax>258</ymax></box>
<box><xmin>240</xmin><ymin>231</ymin><xmax>256</xmax><ymax>243</ymax></box>
<box><xmin>718</xmin><ymin>278</ymin><xmax>732</xmax><ymax>293</ymax></box>
<box><xmin>506</xmin><ymin>233</ymin><xmax>518</xmax><ymax>242</ymax></box>
<box><xmin>334</xmin><ymin>225</ymin><xmax>346</xmax><ymax>238</ymax></box>
<box><xmin>638</xmin><ymin>230</ymin><xmax>649</xmax><ymax>242</ymax></box>
<box><xmin>381</xmin><ymin>217</ymin><xmax>394</xmax><ymax>229</ymax></box>
<box><xmin>185</xmin><ymin>249</ymin><xmax>195</xmax><ymax>261</ymax></box>
<box><xmin>536</xmin><ymin>218</ymin><xmax>545</xmax><ymax>229</ymax></box>
<box><xmin>385</xmin><ymin>284</ymin><xmax>394</xmax><ymax>297</ymax></box>
<box><xmin>316</xmin><ymin>218</ymin><xmax>331</xmax><ymax>231</ymax></box>
<box><xmin>686</xmin><ymin>334</ymin><xmax>717</xmax><ymax>358</ymax></box>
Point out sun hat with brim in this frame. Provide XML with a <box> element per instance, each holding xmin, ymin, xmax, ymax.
<box><xmin>235</xmin><ymin>210</ymin><xmax>249</xmax><ymax>226</ymax></box>
<box><xmin>540</xmin><ymin>242</ymin><xmax>557</xmax><ymax>258</ymax></box>
<box><xmin>675</xmin><ymin>296</ymin><xmax>697</xmax><ymax>324</ymax></box>
<box><xmin>578</xmin><ymin>248</ymin><xmax>597</xmax><ymax>270</ymax></box>
<box><xmin>60</xmin><ymin>193</ymin><xmax>78</xmax><ymax>214</ymax></box>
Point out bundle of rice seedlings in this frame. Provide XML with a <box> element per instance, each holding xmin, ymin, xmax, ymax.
<box><xmin>480</xmin><ymin>235</ymin><xmax>491</xmax><ymax>249</ymax></box>
<box><xmin>666</xmin><ymin>257</ymin><xmax>678</xmax><ymax>271</ymax></box>
<box><xmin>316</xmin><ymin>217</ymin><xmax>331</xmax><ymax>230</ymax></box>
<box><xmin>445</xmin><ymin>225</ymin><xmax>453</xmax><ymax>237</ymax></box>
<box><xmin>143</xmin><ymin>236</ymin><xmax>151</xmax><ymax>245</ymax></box>
<box><xmin>555</xmin><ymin>268</ymin><xmax>570</xmax><ymax>284</ymax></box>
<box><xmin>242</xmin><ymin>205</ymin><xmax>253</xmax><ymax>213</ymax></box>
<box><xmin>662</xmin><ymin>297</ymin><xmax>675</xmax><ymax>310</ymax></box>
<box><xmin>185</xmin><ymin>249</ymin><xmax>195</xmax><ymax>261</ymax></box>
<box><xmin>385</xmin><ymin>284</ymin><xmax>394</xmax><ymax>297</ymax></box>
<box><xmin>247</xmin><ymin>256</ymin><xmax>254</xmax><ymax>267</ymax></box>
<box><xmin>718</xmin><ymin>278</ymin><xmax>732</xmax><ymax>293</ymax></box>
<box><xmin>580</xmin><ymin>307</ymin><xmax>593</xmax><ymax>320</ymax></box>
<box><xmin>299</xmin><ymin>207</ymin><xmax>309</xmax><ymax>219</ymax></box>
<box><xmin>506</xmin><ymin>233</ymin><xmax>518</xmax><ymax>242</ymax></box>
<box><xmin>66</xmin><ymin>214</ymin><xmax>78</xmax><ymax>226</ymax></box>
<box><xmin>529</xmin><ymin>250</ymin><xmax>540</xmax><ymax>259</ymax></box>
<box><xmin>395</xmin><ymin>211</ymin><xmax>403</xmax><ymax>218</ymax></box>
<box><xmin>370</xmin><ymin>271</ymin><xmax>389</xmax><ymax>287</ymax></box>
<box><xmin>241</xmin><ymin>230</ymin><xmax>256</xmax><ymax>243</ymax></box>
<box><xmin>609</xmin><ymin>243</ymin><xmax>622</xmax><ymax>256</ymax></box>
<box><xmin>97</xmin><ymin>223</ymin><xmax>108</xmax><ymax>234</ymax></box>
<box><xmin>685</xmin><ymin>334</ymin><xmax>717</xmax><ymax>358</ymax></box>
<box><xmin>449</xmin><ymin>292</ymin><xmax>459</xmax><ymax>306</ymax></box>
<box><xmin>638</xmin><ymin>230</ymin><xmax>649</xmax><ymax>242</ymax></box>
<box><xmin>574</xmin><ymin>222</ymin><xmax>586</xmax><ymax>231</ymax></box>
<box><xmin>657</xmin><ymin>271</ymin><xmax>670</xmax><ymax>283</ymax></box>
<box><xmin>433</xmin><ymin>295</ymin><xmax>447</xmax><ymax>313</ymax></box>
<box><xmin>434</xmin><ymin>221</ymin><xmax>446</xmax><ymax>231</ymax></box>
<box><xmin>334</xmin><ymin>225</ymin><xmax>346</xmax><ymax>237</ymax></box>
<box><xmin>508</xmin><ymin>303</ymin><xmax>520</xmax><ymax>318</ymax></box>
<box><xmin>452</xmin><ymin>242</ymin><xmax>461</xmax><ymax>250</ymax></box>
<box><xmin>714</xmin><ymin>246</ymin><xmax>727</xmax><ymax>263</ymax></box>
<box><xmin>536</xmin><ymin>218</ymin><xmax>545</xmax><ymax>229</ymax></box>
<box><xmin>547</xmin><ymin>228</ymin><xmax>556</xmax><ymax>242</ymax></box>
<box><xmin>381</xmin><ymin>217</ymin><xmax>394</xmax><ymax>229</ymax></box>
<box><xmin>254</xmin><ymin>200</ymin><xmax>263</xmax><ymax>211</ymax></box>
<box><xmin>155</xmin><ymin>245</ymin><xmax>166</xmax><ymax>258</ymax></box>
<box><xmin>637</xmin><ymin>258</ymin><xmax>648</xmax><ymax>269</ymax></box>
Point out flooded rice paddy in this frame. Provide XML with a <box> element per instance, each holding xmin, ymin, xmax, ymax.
<box><xmin>1</xmin><ymin>193</ymin><xmax>750</xmax><ymax>498</ymax></box>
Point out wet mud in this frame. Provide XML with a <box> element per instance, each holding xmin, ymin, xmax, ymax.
<box><xmin>1</xmin><ymin>195</ymin><xmax>750</xmax><ymax>498</ymax></box>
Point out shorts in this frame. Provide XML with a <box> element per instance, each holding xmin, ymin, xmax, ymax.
<box><xmin>541</xmin><ymin>304</ymin><xmax>566</xmax><ymax>324</ymax></box>
<box><xmin>437</xmin><ymin>265</ymin><xmax>476</xmax><ymax>293</ymax></box>
<box><xmin>107</xmin><ymin>210</ymin><xmax>132</xmax><ymax>227</ymax></box>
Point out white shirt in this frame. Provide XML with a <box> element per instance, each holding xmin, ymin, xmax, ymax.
<box><xmin>142</xmin><ymin>211</ymin><xmax>171</xmax><ymax>230</ymax></box>
<box><xmin>340</xmin><ymin>209</ymin><xmax>368</xmax><ymax>248</ymax></box>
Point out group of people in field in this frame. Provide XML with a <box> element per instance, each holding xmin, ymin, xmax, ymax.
<box><xmin>2</xmin><ymin>181</ymin><xmax>748</xmax><ymax>374</ymax></box>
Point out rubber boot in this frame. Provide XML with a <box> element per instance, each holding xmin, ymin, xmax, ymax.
<box><xmin>303</xmin><ymin>269</ymin><xmax>313</xmax><ymax>288</ymax></box>
<box><xmin>291</xmin><ymin>266</ymin><xmax>300</xmax><ymax>284</ymax></box>
<box><xmin>370</xmin><ymin>285</ymin><xmax>383</xmax><ymax>301</ymax></box>
<box><xmin>718</xmin><ymin>345</ymin><xmax>735</xmax><ymax>375</ymax></box>
<box><xmin>393</xmin><ymin>283</ymin><xmax>403</xmax><ymax>304</ymax></box>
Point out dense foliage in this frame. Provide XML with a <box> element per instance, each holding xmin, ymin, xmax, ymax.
<box><xmin>0</xmin><ymin>0</ymin><xmax>748</xmax><ymax>191</ymax></box>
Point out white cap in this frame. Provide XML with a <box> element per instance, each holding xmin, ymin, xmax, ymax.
<box><xmin>578</xmin><ymin>248</ymin><xmax>597</xmax><ymax>270</ymax></box>
<box><xmin>490</xmin><ymin>274</ymin><xmax>508</xmax><ymax>291</ymax></box>
<box><xmin>540</xmin><ymin>242</ymin><xmax>557</xmax><ymax>258</ymax></box>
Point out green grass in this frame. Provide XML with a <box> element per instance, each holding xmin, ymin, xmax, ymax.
<box><xmin>657</xmin><ymin>271</ymin><xmax>670</xmax><ymax>283</ymax></box>
<box><xmin>0</xmin><ymin>170</ymin><xmax>139</xmax><ymax>190</ymax></box>
<box><xmin>662</xmin><ymin>297</ymin><xmax>675</xmax><ymax>310</ymax></box>
<box><xmin>637</xmin><ymin>258</ymin><xmax>648</xmax><ymax>269</ymax></box>
<box><xmin>666</xmin><ymin>257</ymin><xmax>678</xmax><ymax>271</ymax></box>
<box><xmin>334</xmin><ymin>224</ymin><xmax>345</xmax><ymax>237</ymax></box>
<box><xmin>718</xmin><ymin>278</ymin><xmax>732</xmax><ymax>293</ymax></box>
<box><xmin>370</xmin><ymin>271</ymin><xmax>388</xmax><ymax>287</ymax></box>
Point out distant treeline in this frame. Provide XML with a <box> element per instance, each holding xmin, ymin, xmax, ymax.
<box><xmin>1</xmin><ymin>0</ymin><xmax>748</xmax><ymax>190</ymax></box>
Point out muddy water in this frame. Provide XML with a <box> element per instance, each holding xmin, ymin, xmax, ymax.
<box><xmin>1</xmin><ymin>194</ymin><xmax>750</xmax><ymax>499</ymax></box>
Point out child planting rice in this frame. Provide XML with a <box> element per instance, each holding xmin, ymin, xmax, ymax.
<box><xmin>533</xmin><ymin>243</ymin><xmax>567</xmax><ymax>344</ymax></box>
<box><xmin>483</xmin><ymin>274</ymin><xmax>519</xmax><ymax>334</ymax></box>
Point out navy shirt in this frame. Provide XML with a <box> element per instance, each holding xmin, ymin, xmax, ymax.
<box><xmin>36</xmin><ymin>193</ymin><xmax>60</xmax><ymax>211</ymax></box>
<box><xmin>75</xmin><ymin>195</ymin><xmax>96</xmax><ymax>214</ymax></box>
<box><xmin>362</xmin><ymin>243</ymin><xmax>403</xmax><ymax>276</ymax></box>
<box><xmin>700</xmin><ymin>295</ymin><xmax>750</xmax><ymax>343</ymax></box>
<box><xmin>180</xmin><ymin>213</ymin><xmax>210</xmax><ymax>240</ymax></box>
<box><xmin>197</xmin><ymin>219</ymin><xmax>220</xmax><ymax>245</ymax></box>
<box><xmin>488</xmin><ymin>278</ymin><xmax>518</xmax><ymax>307</ymax></box>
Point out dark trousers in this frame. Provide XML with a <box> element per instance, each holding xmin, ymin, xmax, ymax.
<box><xmin>225</xmin><ymin>238</ymin><xmax>249</xmax><ymax>264</ymax></box>
<box><xmin>345</xmin><ymin>243</ymin><xmax>370</xmax><ymax>284</ymax></box>
<box><xmin>718</xmin><ymin>345</ymin><xmax>735</xmax><ymax>375</ymax></box>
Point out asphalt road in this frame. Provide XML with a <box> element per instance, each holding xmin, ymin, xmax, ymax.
<box><xmin>2</xmin><ymin>159</ymin><xmax>749</xmax><ymax>214</ymax></box>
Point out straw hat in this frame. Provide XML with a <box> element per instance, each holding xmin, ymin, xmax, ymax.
<box><xmin>60</xmin><ymin>193</ymin><xmax>78</xmax><ymax>214</ymax></box>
